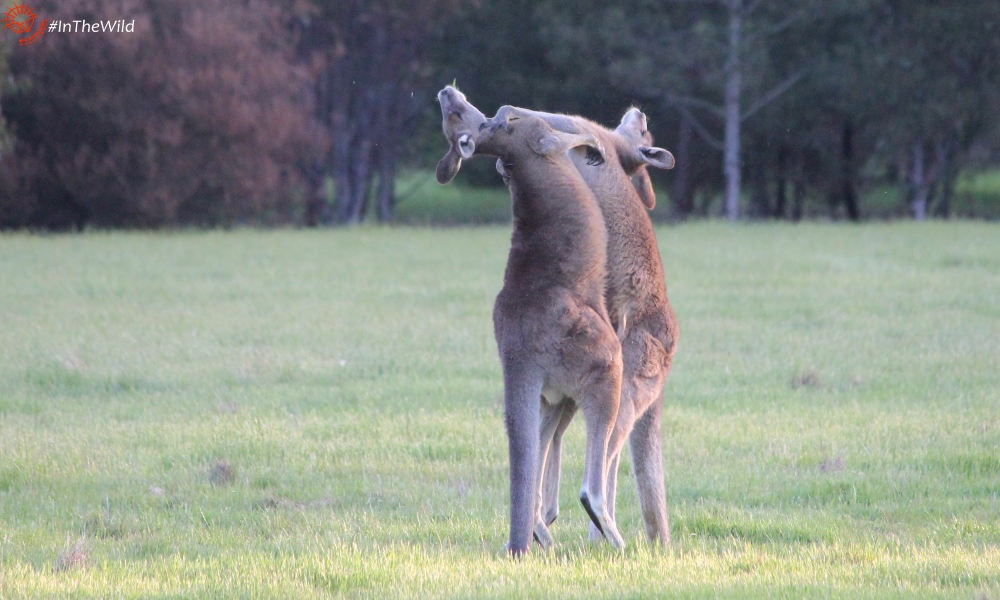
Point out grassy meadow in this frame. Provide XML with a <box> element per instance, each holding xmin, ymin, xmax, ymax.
<box><xmin>1</xmin><ymin>223</ymin><xmax>999</xmax><ymax>598</ymax></box>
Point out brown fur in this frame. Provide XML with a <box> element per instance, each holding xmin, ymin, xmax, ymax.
<box><xmin>492</xmin><ymin>106</ymin><xmax>678</xmax><ymax>547</ymax></box>
<box><xmin>437</xmin><ymin>87</ymin><xmax>626</xmax><ymax>555</ymax></box>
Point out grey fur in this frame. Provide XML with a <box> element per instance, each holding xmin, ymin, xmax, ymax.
<box><xmin>437</xmin><ymin>88</ymin><xmax>626</xmax><ymax>556</ymax></box>
<box><xmin>494</xmin><ymin>106</ymin><xmax>679</xmax><ymax>547</ymax></box>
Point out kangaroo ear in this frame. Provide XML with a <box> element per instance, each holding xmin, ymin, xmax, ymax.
<box><xmin>456</xmin><ymin>133</ymin><xmax>475</xmax><ymax>160</ymax></box>
<box><xmin>631</xmin><ymin>169</ymin><xmax>657</xmax><ymax>210</ymax></box>
<box><xmin>638</xmin><ymin>146</ymin><xmax>675</xmax><ymax>170</ymax></box>
<box><xmin>528</xmin><ymin>132</ymin><xmax>562</xmax><ymax>157</ymax></box>
<box><xmin>436</xmin><ymin>146</ymin><xmax>462</xmax><ymax>184</ymax></box>
<box><xmin>530</xmin><ymin>131</ymin><xmax>604</xmax><ymax>161</ymax></box>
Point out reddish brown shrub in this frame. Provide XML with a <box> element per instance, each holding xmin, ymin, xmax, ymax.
<box><xmin>1</xmin><ymin>0</ymin><xmax>327</xmax><ymax>229</ymax></box>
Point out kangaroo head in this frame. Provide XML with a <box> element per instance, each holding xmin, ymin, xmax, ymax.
<box><xmin>486</xmin><ymin>108</ymin><xmax>606</xmax><ymax>166</ymax></box>
<box><xmin>436</xmin><ymin>86</ymin><xmax>488</xmax><ymax>184</ymax></box>
<box><xmin>615</xmin><ymin>108</ymin><xmax>675</xmax><ymax>171</ymax></box>
<box><xmin>613</xmin><ymin>108</ymin><xmax>675</xmax><ymax>210</ymax></box>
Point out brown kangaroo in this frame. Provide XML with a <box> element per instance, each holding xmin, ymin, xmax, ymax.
<box><xmin>437</xmin><ymin>87</ymin><xmax>626</xmax><ymax>555</ymax></box>
<box><xmin>490</xmin><ymin>105</ymin><xmax>678</xmax><ymax>548</ymax></box>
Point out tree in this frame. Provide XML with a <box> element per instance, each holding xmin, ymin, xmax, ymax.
<box><xmin>1</xmin><ymin>0</ymin><xmax>324</xmax><ymax>229</ymax></box>
<box><xmin>874</xmin><ymin>0</ymin><xmax>1000</xmax><ymax>219</ymax></box>
<box><xmin>663</xmin><ymin>0</ymin><xmax>808</xmax><ymax>221</ymax></box>
<box><xmin>532</xmin><ymin>0</ymin><xmax>812</xmax><ymax>220</ymax></box>
<box><xmin>303</xmin><ymin>0</ymin><xmax>465</xmax><ymax>225</ymax></box>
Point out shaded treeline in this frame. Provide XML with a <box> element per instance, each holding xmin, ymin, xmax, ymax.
<box><xmin>441</xmin><ymin>0</ymin><xmax>1000</xmax><ymax>221</ymax></box>
<box><xmin>1</xmin><ymin>0</ymin><xmax>998</xmax><ymax>228</ymax></box>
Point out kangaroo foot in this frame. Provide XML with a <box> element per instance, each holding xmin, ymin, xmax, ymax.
<box><xmin>505</xmin><ymin>540</ymin><xmax>529</xmax><ymax>558</ymax></box>
<box><xmin>533</xmin><ymin>521</ymin><xmax>555</xmax><ymax>549</ymax></box>
<box><xmin>580</xmin><ymin>492</ymin><xmax>625</xmax><ymax>549</ymax></box>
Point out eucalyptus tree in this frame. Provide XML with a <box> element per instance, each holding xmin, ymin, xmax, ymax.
<box><xmin>869</xmin><ymin>0</ymin><xmax>1000</xmax><ymax>219</ymax></box>
<box><xmin>306</xmin><ymin>0</ymin><xmax>467</xmax><ymax>224</ymax></box>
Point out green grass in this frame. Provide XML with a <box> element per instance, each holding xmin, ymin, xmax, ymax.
<box><xmin>955</xmin><ymin>171</ymin><xmax>1000</xmax><ymax>218</ymax></box>
<box><xmin>393</xmin><ymin>170</ymin><xmax>511</xmax><ymax>224</ymax></box>
<box><xmin>1</xmin><ymin>223</ymin><xmax>999</xmax><ymax>598</ymax></box>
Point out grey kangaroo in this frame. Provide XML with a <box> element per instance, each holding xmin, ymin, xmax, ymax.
<box><xmin>492</xmin><ymin>106</ymin><xmax>678</xmax><ymax>548</ymax></box>
<box><xmin>437</xmin><ymin>87</ymin><xmax>626</xmax><ymax>555</ymax></box>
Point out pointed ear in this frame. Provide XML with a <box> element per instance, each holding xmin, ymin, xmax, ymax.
<box><xmin>529</xmin><ymin>131</ymin><xmax>604</xmax><ymax>160</ymax></box>
<box><xmin>630</xmin><ymin>169</ymin><xmax>657</xmax><ymax>210</ymax></box>
<box><xmin>456</xmin><ymin>133</ymin><xmax>475</xmax><ymax>160</ymax></box>
<box><xmin>436</xmin><ymin>146</ymin><xmax>462</xmax><ymax>184</ymax></box>
<box><xmin>638</xmin><ymin>146</ymin><xmax>675</xmax><ymax>170</ymax></box>
<box><xmin>527</xmin><ymin>132</ymin><xmax>561</xmax><ymax>156</ymax></box>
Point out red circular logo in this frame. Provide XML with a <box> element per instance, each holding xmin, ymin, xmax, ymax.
<box><xmin>2</xmin><ymin>2</ymin><xmax>37</xmax><ymax>35</ymax></box>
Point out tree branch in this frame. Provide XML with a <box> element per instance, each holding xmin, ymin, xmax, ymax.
<box><xmin>667</xmin><ymin>93</ymin><xmax>726</xmax><ymax>119</ymax></box>
<box><xmin>745</xmin><ymin>10</ymin><xmax>804</xmax><ymax>45</ymax></box>
<box><xmin>663</xmin><ymin>0</ymin><xmax>726</xmax><ymax>5</ymax></box>
<box><xmin>743</xmin><ymin>0</ymin><xmax>764</xmax><ymax>17</ymax></box>
<box><xmin>671</xmin><ymin>103</ymin><xmax>724</xmax><ymax>151</ymax></box>
<box><xmin>740</xmin><ymin>69</ymin><xmax>807</xmax><ymax>122</ymax></box>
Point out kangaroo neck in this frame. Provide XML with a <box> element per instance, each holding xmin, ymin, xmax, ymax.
<box><xmin>502</xmin><ymin>165</ymin><xmax>607</xmax><ymax>289</ymax></box>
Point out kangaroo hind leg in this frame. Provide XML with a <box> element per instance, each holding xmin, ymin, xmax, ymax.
<box><xmin>502</xmin><ymin>361</ymin><xmax>544</xmax><ymax>557</ymax></box>
<box><xmin>629</xmin><ymin>397</ymin><xmax>670</xmax><ymax>545</ymax></box>
<box><xmin>533</xmin><ymin>395</ymin><xmax>571</xmax><ymax>548</ymax></box>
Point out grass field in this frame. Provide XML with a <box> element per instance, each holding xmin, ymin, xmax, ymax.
<box><xmin>1</xmin><ymin>223</ymin><xmax>999</xmax><ymax>598</ymax></box>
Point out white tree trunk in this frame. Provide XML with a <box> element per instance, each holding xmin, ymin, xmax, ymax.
<box><xmin>724</xmin><ymin>0</ymin><xmax>743</xmax><ymax>222</ymax></box>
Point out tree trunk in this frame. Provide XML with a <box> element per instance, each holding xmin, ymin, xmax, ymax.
<box><xmin>774</xmin><ymin>146</ymin><xmax>788</xmax><ymax>219</ymax></box>
<box><xmin>792</xmin><ymin>154</ymin><xmax>805</xmax><ymax>222</ymax></box>
<box><xmin>723</xmin><ymin>0</ymin><xmax>743</xmax><ymax>222</ymax></box>
<box><xmin>910</xmin><ymin>142</ymin><xmax>927</xmax><ymax>221</ymax></box>
<box><xmin>304</xmin><ymin>162</ymin><xmax>330</xmax><ymax>226</ymax></box>
<box><xmin>841</xmin><ymin>120</ymin><xmax>860</xmax><ymax>221</ymax></box>
<box><xmin>332</xmin><ymin>132</ymin><xmax>355</xmax><ymax>223</ymax></box>
<box><xmin>673</xmin><ymin>110</ymin><xmax>694</xmax><ymax>217</ymax></box>
<box><xmin>936</xmin><ymin>140</ymin><xmax>956</xmax><ymax>218</ymax></box>
<box><xmin>330</xmin><ymin>47</ymin><xmax>359</xmax><ymax>224</ymax></box>
<box><xmin>347</xmin><ymin>135</ymin><xmax>375</xmax><ymax>224</ymax></box>
<box><xmin>749</xmin><ymin>157</ymin><xmax>769</xmax><ymax>218</ymax></box>
<box><xmin>376</xmin><ymin>151</ymin><xmax>395</xmax><ymax>223</ymax></box>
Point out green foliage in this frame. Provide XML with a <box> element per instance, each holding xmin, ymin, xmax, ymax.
<box><xmin>954</xmin><ymin>171</ymin><xmax>1000</xmax><ymax>217</ymax></box>
<box><xmin>1</xmin><ymin>224</ymin><xmax>999</xmax><ymax>596</ymax></box>
<box><xmin>392</xmin><ymin>170</ymin><xmax>511</xmax><ymax>224</ymax></box>
<box><xmin>426</xmin><ymin>0</ymin><xmax>1000</xmax><ymax>220</ymax></box>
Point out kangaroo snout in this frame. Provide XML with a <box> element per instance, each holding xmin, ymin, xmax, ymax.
<box><xmin>437</xmin><ymin>86</ymin><xmax>460</xmax><ymax>110</ymax></box>
<box><xmin>435</xmin><ymin>85</ymin><xmax>488</xmax><ymax>184</ymax></box>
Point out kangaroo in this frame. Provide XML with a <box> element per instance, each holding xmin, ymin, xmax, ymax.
<box><xmin>437</xmin><ymin>87</ymin><xmax>626</xmax><ymax>555</ymax></box>
<box><xmin>492</xmin><ymin>106</ymin><xmax>678</xmax><ymax>548</ymax></box>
